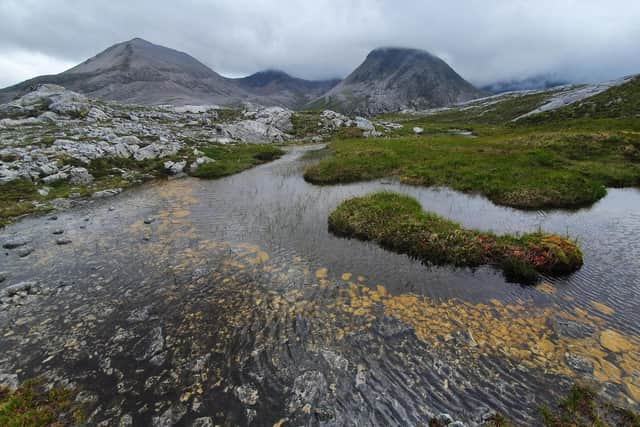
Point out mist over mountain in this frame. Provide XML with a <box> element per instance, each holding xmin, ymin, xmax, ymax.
<box><xmin>2</xmin><ymin>40</ymin><xmax>482</xmax><ymax>113</ymax></box>
<box><xmin>481</xmin><ymin>75</ymin><xmax>569</xmax><ymax>94</ymax></box>
<box><xmin>309</xmin><ymin>47</ymin><xmax>484</xmax><ymax>114</ymax></box>
<box><xmin>234</xmin><ymin>70</ymin><xmax>340</xmax><ymax>109</ymax></box>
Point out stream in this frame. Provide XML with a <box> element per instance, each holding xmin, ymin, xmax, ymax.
<box><xmin>1</xmin><ymin>145</ymin><xmax>639</xmax><ymax>426</ymax></box>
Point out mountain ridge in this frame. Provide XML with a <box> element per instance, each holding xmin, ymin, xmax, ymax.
<box><xmin>1</xmin><ymin>39</ymin><xmax>484</xmax><ymax>112</ymax></box>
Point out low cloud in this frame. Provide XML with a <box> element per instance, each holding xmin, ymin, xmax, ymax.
<box><xmin>1</xmin><ymin>0</ymin><xmax>639</xmax><ymax>87</ymax></box>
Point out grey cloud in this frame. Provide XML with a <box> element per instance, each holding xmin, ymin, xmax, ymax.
<box><xmin>1</xmin><ymin>0</ymin><xmax>639</xmax><ymax>88</ymax></box>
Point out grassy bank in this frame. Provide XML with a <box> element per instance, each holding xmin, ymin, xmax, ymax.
<box><xmin>328</xmin><ymin>192</ymin><xmax>582</xmax><ymax>283</ymax></box>
<box><xmin>190</xmin><ymin>143</ymin><xmax>283</xmax><ymax>178</ymax></box>
<box><xmin>304</xmin><ymin>131</ymin><xmax>640</xmax><ymax>209</ymax></box>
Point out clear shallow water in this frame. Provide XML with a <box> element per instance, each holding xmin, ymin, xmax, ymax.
<box><xmin>0</xmin><ymin>145</ymin><xmax>639</xmax><ymax>425</ymax></box>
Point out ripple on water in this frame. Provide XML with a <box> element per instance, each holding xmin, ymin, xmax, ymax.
<box><xmin>1</xmin><ymin>146</ymin><xmax>639</xmax><ymax>424</ymax></box>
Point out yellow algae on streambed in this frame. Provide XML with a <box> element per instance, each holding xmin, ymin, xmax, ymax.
<box><xmin>333</xmin><ymin>281</ymin><xmax>640</xmax><ymax>404</ymax></box>
<box><xmin>591</xmin><ymin>300</ymin><xmax>616</xmax><ymax>315</ymax></box>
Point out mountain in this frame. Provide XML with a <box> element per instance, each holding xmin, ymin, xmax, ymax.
<box><xmin>0</xmin><ymin>38</ymin><xmax>254</xmax><ymax>106</ymax></box>
<box><xmin>308</xmin><ymin>47</ymin><xmax>484</xmax><ymax>114</ymax></box>
<box><xmin>234</xmin><ymin>70</ymin><xmax>339</xmax><ymax>109</ymax></box>
<box><xmin>0</xmin><ymin>41</ymin><xmax>483</xmax><ymax>112</ymax></box>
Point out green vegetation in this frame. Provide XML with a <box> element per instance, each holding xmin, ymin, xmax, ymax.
<box><xmin>214</xmin><ymin>108</ymin><xmax>243</xmax><ymax>123</ymax></box>
<box><xmin>190</xmin><ymin>143</ymin><xmax>283</xmax><ymax>179</ymax></box>
<box><xmin>539</xmin><ymin>384</ymin><xmax>640</xmax><ymax>427</ymax></box>
<box><xmin>0</xmin><ymin>379</ymin><xmax>82</xmax><ymax>426</ymax></box>
<box><xmin>0</xmin><ymin>142</ymin><xmax>284</xmax><ymax>227</ymax></box>
<box><xmin>328</xmin><ymin>192</ymin><xmax>583</xmax><ymax>283</ymax></box>
<box><xmin>524</xmin><ymin>76</ymin><xmax>640</xmax><ymax>124</ymax></box>
<box><xmin>0</xmin><ymin>175</ymin><xmax>131</xmax><ymax>227</ymax></box>
<box><xmin>304</xmin><ymin>131</ymin><xmax>639</xmax><ymax>209</ymax></box>
<box><xmin>291</xmin><ymin>111</ymin><xmax>322</xmax><ymax>138</ymax></box>
<box><xmin>306</xmin><ymin>77</ymin><xmax>640</xmax><ymax>210</ymax></box>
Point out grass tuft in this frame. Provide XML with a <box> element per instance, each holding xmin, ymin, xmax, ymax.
<box><xmin>0</xmin><ymin>378</ymin><xmax>81</xmax><ymax>427</ymax></box>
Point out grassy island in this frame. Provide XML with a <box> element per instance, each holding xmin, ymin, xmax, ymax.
<box><xmin>328</xmin><ymin>192</ymin><xmax>583</xmax><ymax>283</ymax></box>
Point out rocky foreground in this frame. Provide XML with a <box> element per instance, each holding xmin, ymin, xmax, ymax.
<box><xmin>0</xmin><ymin>84</ymin><xmax>394</xmax><ymax>226</ymax></box>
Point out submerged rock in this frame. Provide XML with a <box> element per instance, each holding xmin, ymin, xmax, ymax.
<box><xmin>16</xmin><ymin>246</ymin><xmax>35</xmax><ymax>257</ymax></box>
<box><xmin>564</xmin><ymin>352</ymin><xmax>594</xmax><ymax>374</ymax></box>
<box><xmin>551</xmin><ymin>315</ymin><xmax>595</xmax><ymax>339</ymax></box>
<box><xmin>3</xmin><ymin>281</ymin><xmax>40</xmax><ymax>297</ymax></box>
<box><xmin>2</xmin><ymin>237</ymin><xmax>31</xmax><ymax>249</ymax></box>
<box><xmin>92</xmin><ymin>188</ymin><xmax>123</xmax><ymax>198</ymax></box>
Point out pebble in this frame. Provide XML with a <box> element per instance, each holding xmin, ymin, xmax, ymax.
<box><xmin>56</xmin><ymin>238</ymin><xmax>72</xmax><ymax>245</ymax></box>
<box><xmin>52</xmin><ymin>229</ymin><xmax>64</xmax><ymax>235</ymax></box>
<box><xmin>144</xmin><ymin>217</ymin><xmax>155</xmax><ymax>224</ymax></box>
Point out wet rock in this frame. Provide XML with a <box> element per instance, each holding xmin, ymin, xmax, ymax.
<box><xmin>289</xmin><ymin>370</ymin><xmax>328</xmax><ymax>413</ymax></box>
<box><xmin>551</xmin><ymin>315</ymin><xmax>595</xmax><ymax>339</ymax></box>
<box><xmin>355</xmin><ymin>364</ymin><xmax>367</xmax><ymax>388</ymax></box>
<box><xmin>435</xmin><ymin>413</ymin><xmax>454</xmax><ymax>424</ymax></box>
<box><xmin>134</xmin><ymin>326</ymin><xmax>165</xmax><ymax>362</ymax></box>
<box><xmin>235</xmin><ymin>384</ymin><xmax>259</xmax><ymax>406</ymax></box>
<box><xmin>163</xmin><ymin>160</ymin><xmax>186</xmax><ymax>175</ymax></box>
<box><xmin>3</xmin><ymin>281</ymin><xmax>39</xmax><ymax>297</ymax></box>
<box><xmin>118</xmin><ymin>414</ymin><xmax>133</xmax><ymax>427</ymax></box>
<box><xmin>191</xmin><ymin>417</ymin><xmax>214</xmax><ymax>427</ymax></box>
<box><xmin>564</xmin><ymin>352</ymin><xmax>594</xmax><ymax>374</ymax></box>
<box><xmin>56</xmin><ymin>238</ymin><xmax>72</xmax><ymax>245</ymax></box>
<box><xmin>152</xmin><ymin>404</ymin><xmax>187</xmax><ymax>427</ymax></box>
<box><xmin>16</xmin><ymin>246</ymin><xmax>35</xmax><ymax>257</ymax></box>
<box><xmin>75</xmin><ymin>390</ymin><xmax>99</xmax><ymax>404</ymax></box>
<box><xmin>92</xmin><ymin>188</ymin><xmax>123</xmax><ymax>198</ymax></box>
<box><xmin>3</xmin><ymin>236</ymin><xmax>31</xmax><ymax>249</ymax></box>
<box><xmin>378</xmin><ymin>316</ymin><xmax>413</xmax><ymax>338</ymax></box>
<box><xmin>0</xmin><ymin>373</ymin><xmax>19</xmax><ymax>389</ymax></box>
<box><xmin>599</xmin><ymin>329</ymin><xmax>634</xmax><ymax>352</ymax></box>
<box><xmin>321</xmin><ymin>350</ymin><xmax>349</xmax><ymax>371</ymax></box>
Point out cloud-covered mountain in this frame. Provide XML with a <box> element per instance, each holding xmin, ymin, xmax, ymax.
<box><xmin>0</xmin><ymin>40</ymin><xmax>484</xmax><ymax>113</ymax></box>
<box><xmin>308</xmin><ymin>47</ymin><xmax>484</xmax><ymax>114</ymax></box>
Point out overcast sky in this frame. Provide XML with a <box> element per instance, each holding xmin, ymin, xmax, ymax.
<box><xmin>1</xmin><ymin>0</ymin><xmax>639</xmax><ymax>88</ymax></box>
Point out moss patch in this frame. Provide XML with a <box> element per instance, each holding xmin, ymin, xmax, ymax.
<box><xmin>539</xmin><ymin>384</ymin><xmax>640</xmax><ymax>426</ymax></box>
<box><xmin>328</xmin><ymin>192</ymin><xmax>583</xmax><ymax>283</ymax></box>
<box><xmin>190</xmin><ymin>143</ymin><xmax>284</xmax><ymax>179</ymax></box>
<box><xmin>0</xmin><ymin>378</ymin><xmax>82</xmax><ymax>426</ymax></box>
